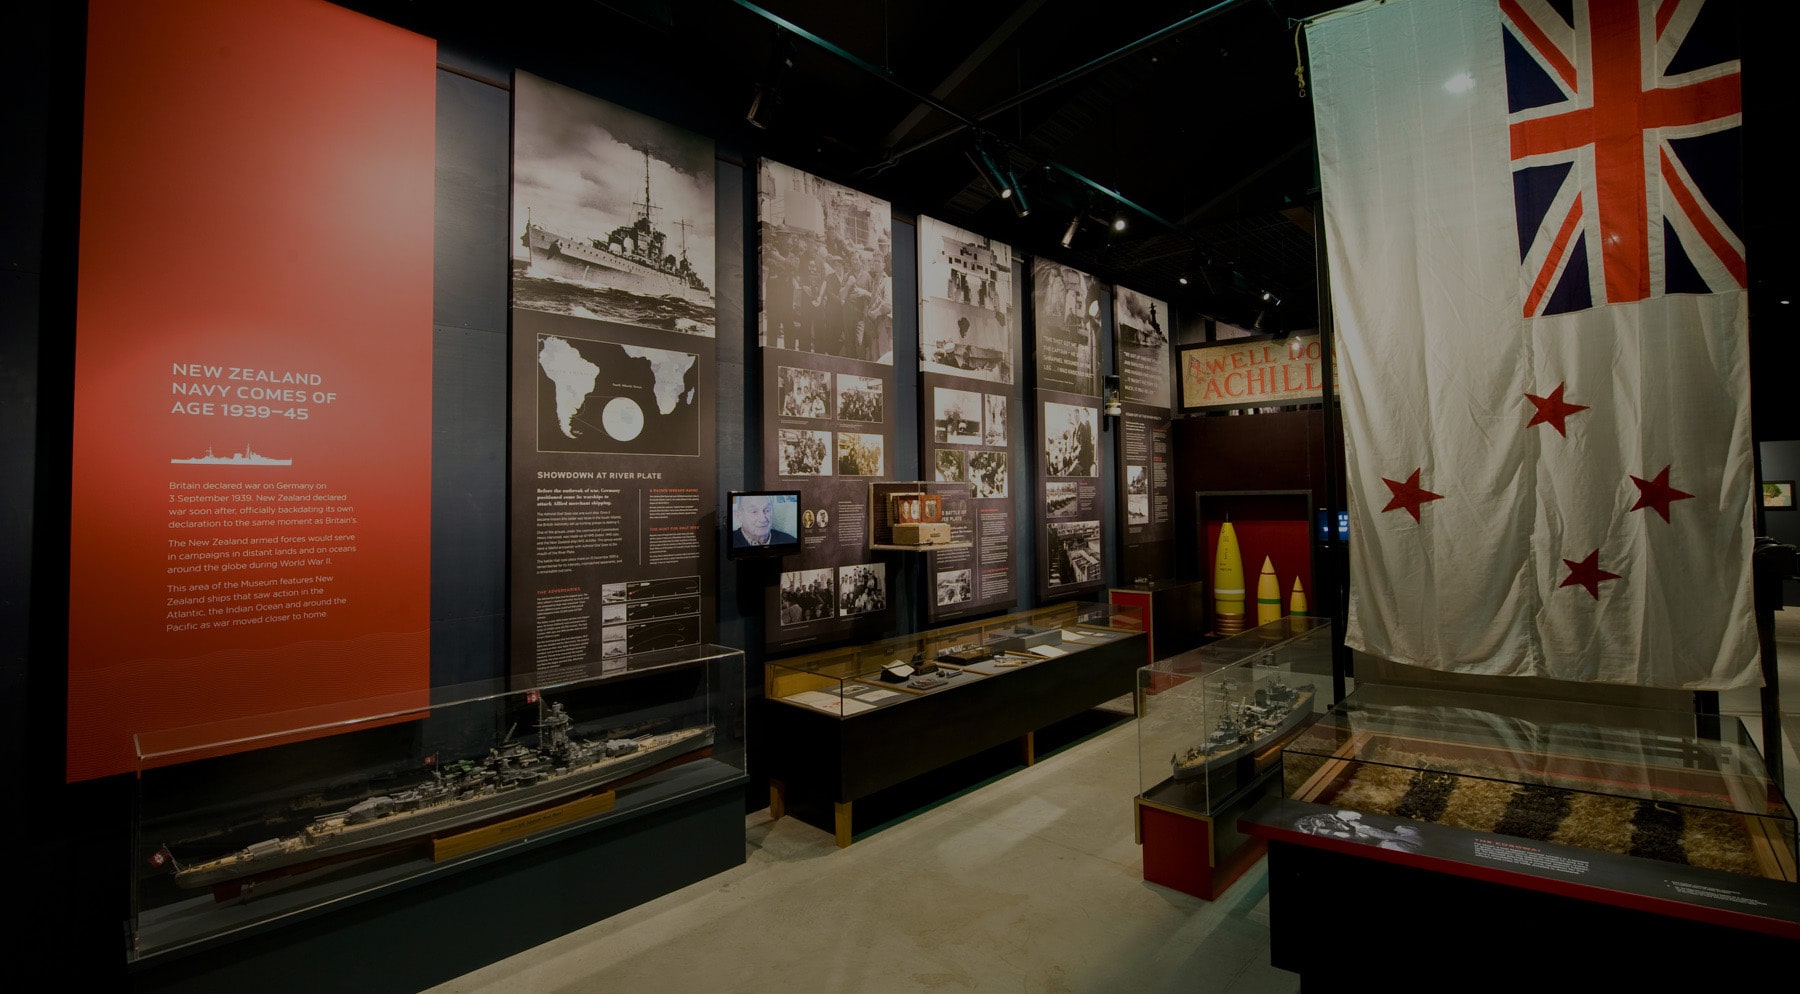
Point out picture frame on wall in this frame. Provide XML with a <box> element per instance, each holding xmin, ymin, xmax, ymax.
<box><xmin>1765</xmin><ymin>481</ymin><xmax>1795</xmax><ymax>509</ymax></box>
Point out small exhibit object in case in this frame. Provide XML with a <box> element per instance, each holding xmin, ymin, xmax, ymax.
<box><xmin>727</xmin><ymin>489</ymin><xmax>802</xmax><ymax>558</ymax></box>
<box><xmin>888</xmin><ymin>492</ymin><xmax>943</xmax><ymax>524</ymax></box>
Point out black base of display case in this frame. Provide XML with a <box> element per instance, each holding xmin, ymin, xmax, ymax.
<box><xmin>1243</xmin><ymin>797</ymin><xmax>1800</xmax><ymax>985</ymax></box>
<box><xmin>129</xmin><ymin>778</ymin><xmax>747</xmax><ymax>994</ymax></box>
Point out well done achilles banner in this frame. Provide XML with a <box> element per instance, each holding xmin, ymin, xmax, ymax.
<box><xmin>1309</xmin><ymin>0</ymin><xmax>1756</xmax><ymax>688</ymax></box>
<box><xmin>68</xmin><ymin>0</ymin><xmax>437</xmax><ymax>781</ymax></box>
<box><xmin>918</xmin><ymin>217</ymin><xmax>1020</xmax><ymax>622</ymax></box>
<box><xmin>758</xmin><ymin>160</ymin><xmax>896</xmax><ymax>652</ymax></box>
<box><xmin>1031</xmin><ymin>259</ymin><xmax>1108</xmax><ymax>601</ymax></box>
<box><xmin>510</xmin><ymin>73</ymin><xmax>717</xmax><ymax>679</ymax></box>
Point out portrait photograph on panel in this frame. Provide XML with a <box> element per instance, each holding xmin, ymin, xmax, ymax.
<box><xmin>969</xmin><ymin>451</ymin><xmax>1008</xmax><ymax>499</ymax></box>
<box><xmin>836</xmin><ymin>374</ymin><xmax>885</xmax><ymax>423</ymax></box>
<box><xmin>777</xmin><ymin>366</ymin><xmax>832</xmax><ymax>419</ymax></box>
<box><xmin>918</xmin><ymin>217</ymin><xmax>1016</xmax><ymax>382</ymax></box>
<box><xmin>778</xmin><ymin>567</ymin><xmax>837</xmax><ymax>624</ymax></box>
<box><xmin>836</xmin><ymin>432</ymin><xmax>885</xmax><ymax>477</ymax></box>
<box><xmin>1043</xmin><ymin>401</ymin><xmax>1099</xmax><ymax>477</ymax></box>
<box><xmin>757</xmin><ymin>160</ymin><xmax>894</xmax><ymax>363</ymax></box>
<box><xmin>777</xmin><ymin>428</ymin><xmax>833</xmax><ymax>476</ymax></box>
<box><xmin>836</xmin><ymin>563</ymin><xmax>888</xmax><ymax>616</ymax></box>
<box><xmin>934</xmin><ymin>387</ymin><xmax>985</xmax><ymax>445</ymax></box>
<box><xmin>936</xmin><ymin>568</ymin><xmax>973</xmax><ymax>606</ymax></box>
<box><xmin>512</xmin><ymin>72</ymin><xmax>715</xmax><ymax>336</ymax></box>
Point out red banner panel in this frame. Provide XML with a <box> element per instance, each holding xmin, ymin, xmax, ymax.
<box><xmin>67</xmin><ymin>0</ymin><xmax>437</xmax><ymax>781</ymax></box>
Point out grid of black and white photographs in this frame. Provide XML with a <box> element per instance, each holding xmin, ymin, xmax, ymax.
<box><xmin>919</xmin><ymin>219</ymin><xmax>1016</xmax><ymax>382</ymax></box>
<box><xmin>1114</xmin><ymin>285</ymin><xmax>1170</xmax><ymax>408</ymax></box>
<box><xmin>916</xmin><ymin>216</ymin><xmax>1022</xmax><ymax>623</ymax></box>
<box><xmin>1030</xmin><ymin>258</ymin><xmax>1103</xmax><ymax>398</ymax></box>
<box><xmin>512</xmin><ymin>72</ymin><xmax>715</xmax><ymax>337</ymax></box>
<box><xmin>508</xmin><ymin>72</ymin><xmax>718</xmax><ymax>678</ymax></box>
<box><xmin>759</xmin><ymin>161</ymin><xmax>896</xmax><ymax>652</ymax></box>
<box><xmin>758</xmin><ymin>160</ymin><xmax>894</xmax><ymax>363</ymax></box>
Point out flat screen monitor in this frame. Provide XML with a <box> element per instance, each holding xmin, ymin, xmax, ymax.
<box><xmin>727</xmin><ymin>490</ymin><xmax>801</xmax><ymax>559</ymax></box>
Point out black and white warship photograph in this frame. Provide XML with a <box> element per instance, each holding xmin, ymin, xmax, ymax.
<box><xmin>918</xmin><ymin>216</ymin><xmax>1015</xmax><ymax>382</ymax></box>
<box><xmin>511</xmin><ymin>72</ymin><xmax>715</xmax><ymax>336</ymax></box>
<box><xmin>1127</xmin><ymin>465</ymin><xmax>1150</xmax><ymax>524</ymax></box>
<box><xmin>1114</xmin><ymin>285</ymin><xmax>1170</xmax><ymax>407</ymax></box>
<box><xmin>758</xmin><ymin>160</ymin><xmax>894</xmax><ymax>363</ymax></box>
<box><xmin>1031</xmin><ymin>258</ymin><xmax>1103</xmax><ymax>397</ymax></box>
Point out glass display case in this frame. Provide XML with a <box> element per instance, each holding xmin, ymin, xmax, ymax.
<box><xmin>762</xmin><ymin>602</ymin><xmax>1145</xmax><ymax>846</ymax></box>
<box><xmin>1282</xmin><ymin>683</ymin><xmax>1797</xmax><ymax>882</ymax></box>
<box><xmin>766</xmin><ymin>600</ymin><xmax>1139</xmax><ymax>715</ymax></box>
<box><xmin>1131</xmin><ymin>617</ymin><xmax>1335</xmax><ymax>899</ymax></box>
<box><xmin>130</xmin><ymin>644</ymin><xmax>745</xmax><ymax>961</ymax></box>
<box><xmin>1137</xmin><ymin>616</ymin><xmax>1334</xmax><ymax>815</ymax></box>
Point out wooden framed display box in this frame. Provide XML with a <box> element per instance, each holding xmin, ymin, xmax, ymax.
<box><xmin>867</xmin><ymin>480</ymin><xmax>970</xmax><ymax>550</ymax></box>
<box><xmin>763</xmin><ymin>602</ymin><xmax>1145</xmax><ymax>846</ymax></box>
<box><xmin>129</xmin><ymin>645</ymin><xmax>747</xmax><ymax>975</ymax></box>
<box><xmin>1134</xmin><ymin>617</ymin><xmax>1334</xmax><ymax>899</ymax></box>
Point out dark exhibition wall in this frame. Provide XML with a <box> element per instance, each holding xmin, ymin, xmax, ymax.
<box><xmin>7</xmin><ymin>0</ymin><xmax>1799</xmax><ymax>988</ymax></box>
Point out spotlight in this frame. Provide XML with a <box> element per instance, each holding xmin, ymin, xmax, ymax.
<box><xmin>747</xmin><ymin>32</ymin><xmax>795</xmax><ymax>130</ymax></box>
<box><xmin>1060</xmin><ymin>215</ymin><xmax>1079</xmax><ymax>249</ymax></box>
<box><xmin>968</xmin><ymin>145</ymin><xmax>1013</xmax><ymax>201</ymax></box>
<box><xmin>1178</xmin><ymin>276</ymin><xmax>1189</xmax><ymax>286</ymax></box>
<box><xmin>1006</xmin><ymin>171</ymin><xmax>1030</xmax><ymax>217</ymax></box>
<box><xmin>1261</xmin><ymin>290</ymin><xmax>1282</xmax><ymax>306</ymax></box>
<box><xmin>1111</xmin><ymin>212</ymin><xmax>1127</xmax><ymax>233</ymax></box>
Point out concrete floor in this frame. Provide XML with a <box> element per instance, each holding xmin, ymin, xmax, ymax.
<box><xmin>428</xmin><ymin>610</ymin><xmax>1800</xmax><ymax>994</ymax></box>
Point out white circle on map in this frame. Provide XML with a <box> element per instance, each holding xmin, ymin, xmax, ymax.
<box><xmin>601</xmin><ymin>397</ymin><xmax>645</xmax><ymax>441</ymax></box>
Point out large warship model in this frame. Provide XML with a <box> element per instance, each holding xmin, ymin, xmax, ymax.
<box><xmin>521</xmin><ymin>149</ymin><xmax>711</xmax><ymax>304</ymax></box>
<box><xmin>1171</xmin><ymin>676</ymin><xmax>1314</xmax><ymax>781</ymax></box>
<box><xmin>164</xmin><ymin>704</ymin><xmax>714</xmax><ymax>890</ymax></box>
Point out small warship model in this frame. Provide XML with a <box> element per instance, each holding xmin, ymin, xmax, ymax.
<box><xmin>1170</xmin><ymin>676</ymin><xmax>1315</xmax><ymax>781</ymax></box>
<box><xmin>162</xmin><ymin>703</ymin><xmax>714</xmax><ymax>891</ymax></box>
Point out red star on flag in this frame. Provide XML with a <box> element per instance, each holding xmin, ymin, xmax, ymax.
<box><xmin>1559</xmin><ymin>549</ymin><xmax>1622</xmax><ymax>599</ymax></box>
<box><xmin>1380</xmin><ymin>469</ymin><xmax>1444</xmax><ymax>522</ymax></box>
<box><xmin>1525</xmin><ymin>382</ymin><xmax>1588</xmax><ymax>436</ymax></box>
<box><xmin>1628</xmin><ymin>465</ymin><xmax>1695</xmax><ymax>523</ymax></box>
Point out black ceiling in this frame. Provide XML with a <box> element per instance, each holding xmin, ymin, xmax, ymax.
<box><xmin>355</xmin><ymin>0</ymin><xmax>1797</xmax><ymax>428</ymax></box>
